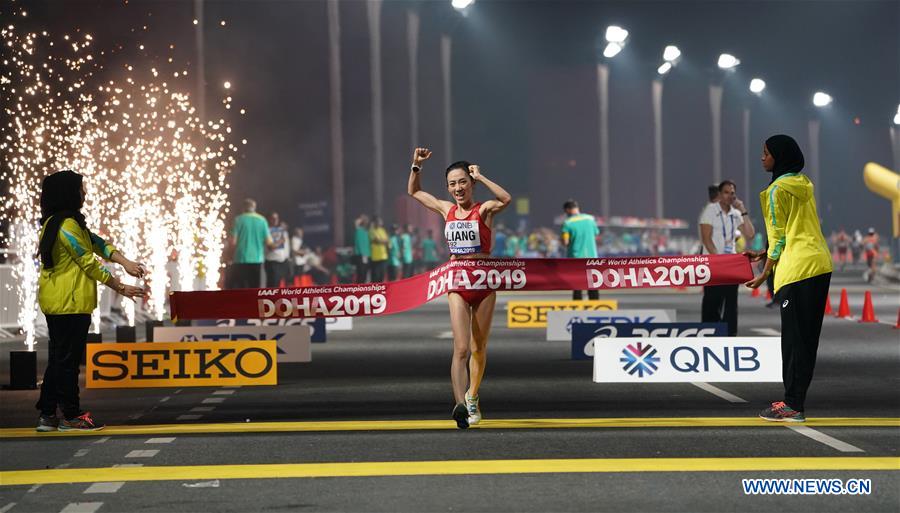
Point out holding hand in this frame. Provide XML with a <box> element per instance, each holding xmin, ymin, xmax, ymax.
<box><xmin>744</xmin><ymin>273</ymin><xmax>767</xmax><ymax>289</ymax></box>
<box><xmin>743</xmin><ymin>250</ymin><xmax>766</xmax><ymax>262</ymax></box>
<box><xmin>122</xmin><ymin>260</ymin><xmax>146</xmax><ymax>279</ymax></box>
<box><xmin>120</xmin><ymin>284</ymin><xmax>147</xmax><ymax>300</ymax></box>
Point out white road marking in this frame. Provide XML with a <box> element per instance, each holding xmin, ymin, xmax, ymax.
<box><xmin>92</xmin><ymin>437</ymin><xmax>110</xmax><ymax>445</ymax></box>
<box><xmin>786</xmin><ymin>425</ymin><xmax>865</xmax><ymax>453</ymax></box>
<box><xmin>128</xmin><ymin>413</ymin><xmax>143</xmax><ymax>420</ymax></box>
<box><xmin>174</xmin><ymin>389</ymin><xmax>183</xmax><ymax>394</ymax></box>
<box><xmin>83</xmin><ymin>482</ymin><xmax>124</xmax><ymax>494</ymax></box>
<box><xmin>125</xmin><ymin>450</ymin><xmax>159</xmax><ymax>458</ymax></box>
<box><xmin>27</xmin><ymin>484</ymin><xmax>42</xmax><ymax>493</ymax></box>
<box><xmin>59</xmin><ymin>504</ymin><xmax>103</xmax><ymax>513</ymax></box>
<box><xmin>212</xmin><ymin>390</ymin><xmax>235</xmax><ymax>395</ymax></box>
<box><xmin>752</xmin><ymin>328</ymin><xmax>781</xmax><ymax>336</ymax></box>
<box><xmin>201</xmin><ymin>398</ymin><xmax>225</xmax><ymax>404</ymax></box>
<box><xmin>691</xmin><ymin>382</ymin><xmax>748</xmax><ymax>403</ymax></box>
<box><xmin>190</xmin><ymin>407</ymin><xmax>215</xmax><ymax>412</ymax></box>
<box><xmin>0</xmin><ymin>503</ymin><xmax>16</xmax><ymax>513</ymax></box>
<box><xmin>111</xmin><ymin>464</ymin><xmax>143</xmax><ymax>468</ymax></box>
<box><xmin>177</xmin><ymin>414</ymin><xmax>203</xmax><ymax>421</ymax></box>
<box><xmin>145</xmin><ymin>437</ymin><xmax>176</xmax><ymax>444</ymax></box>
<box><xmin>436</xmin><ymin>331</ymin><xmax>454</xmax><ymax>339</ymax></box>
<box><xmin>182</xmin><ymin>480</ymin><xmax>220</xmax><ymax>488</ymax></box>
<box><xmin>73</xmin><ymin>449</ymin><xmax>90</xmax><ymax>457</ymax></box>
<box><xmin>159</xmin><ymin>396</ymin><xmax>170</xmax><ymax>403</ymax></box>
<box><xmin>56</xmin><ymin>463</ymin><xmax>71</xmax><ymax>469</ymax></box>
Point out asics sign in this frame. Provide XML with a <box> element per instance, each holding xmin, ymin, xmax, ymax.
<box><xmin>571</xmin><ymin>322</ymin><xmax>727</xmax><ymax>360</ymax></box>
<box><xmin>593</xmin><ymin>337</ymin><xmax>781</xmax><ymax>382</ymax></box>
<box><xmin>545</xmin><ymin>309</ymin><xmax>676</xmax><ymax>341</ymax></box>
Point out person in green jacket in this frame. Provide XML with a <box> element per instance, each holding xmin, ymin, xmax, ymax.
<box><xmin>745</xmin><ymin>135</ymin><xmax>833</xmax><ymax>423</ymax></box>
<box><xmin>388</xmin><ymin>224</ymin><xmax>403</xmax><ymax>281</ymax></box>
<box><xmin>35</xmin><ymin>170</ymin><xmax>147</xmax><ymax>432</ymax></box>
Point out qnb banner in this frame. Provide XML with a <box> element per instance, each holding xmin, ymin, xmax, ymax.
<box><xmin>170</xmin><ymin>255</ymin><xmax>752</xmax><ymax>321</ymax></box>
<box><xmin>593</xmin><ymin>337</ymin><xmax>781</xmax><ymax>383</ymax></box>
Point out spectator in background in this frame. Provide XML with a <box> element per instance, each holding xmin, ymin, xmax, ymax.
<box><xmin>492</xmin><ymin>224</ymin><xmax>507</xmax><ymax>257</ymax></box>
<box><xmin>388</xmin><ymin>224</ymin><xmax>403</xmax><ymax>281</ymax></box>
<box><xmin>422</xmin><ymin>229</ymin><xmax>440</xmax><ymax>270</ymax></box>
<box><xmin>401</xmin><ymin>224</ymin><xmax>414</xmax><ymax>277</ymax></box>
<box><xmin>369</xmin><ymin>216</ymin><xmax>389</xmax><ymax>282</ymax></box>
<box><xmin>561</xmin><ymin>199</ymin><xmax>600</xmax><ymax>300</ymax></box>
<box><xmin>265</xmin><ymin>212</ymin><xmax>290</xmax><ymax>288</ymax></box>
<box><xmin>409</xmin><ymin>225</ymin><xmax>423</xmax><ymax>274</ymax></box>
<box><xmin>698</xmin><ymin>184</ymin><xmax>720</xmax><ymax>254</ymax></box>
<box><xmin>851</xmin><ymin>229</ymin><xmax>863</xmax><ymax>264</ymax></box>
<box><xmin>290</xmin><ymin>227</ymin><xmax>305</xmax><ymax>284</ymax></box>
<box><xmin>305</xmin><ymin>246</ymin><xmax>331</xmax><ymax>285</ymax></box>
<box><xmin>699</xmin><ymin>180</ymin><xmax>755</xmax><ymax>336</ymax></box>
<box><xmin>231</xmin><ymin>198</ymin><xmax>273</xmax><ymax>289</ymax></box>
<box><xmin>353</xmin><ymin>214</ymin><xmax>371</xmax><ymax>282</ymax></box>
<box><xmin>863</xmin><ymin>228</ymin><xmax>880</xmax><ymax>281</ymax></box>
<box><xmin>506</xmin><ymin>230</ymin><xmax>520</xmax><ymax>257</ymax></box>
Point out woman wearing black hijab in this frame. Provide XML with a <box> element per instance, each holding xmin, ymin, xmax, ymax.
<box><xmin>744</xmin><ymin>135</ymin><xmax>833</xmax><ymax>422</ymax></box>
<box><xmin>35</xmin><ymin>170</ymin><xmax>147</xmax><ymax>432</ymax></box>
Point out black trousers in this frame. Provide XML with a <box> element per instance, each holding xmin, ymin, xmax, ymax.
<box><xmin>779</xmin><ymin>273</ymin><xmax>831</xmax><ymax>412</ymax></box>
<box><xmin>264</xmin><ymin>260</ymin><xmax>289</xmax><ymax>288</ymax></box>
<box><xmin>36</xmin><ymin>314</ymin><xmax>92</xmax><ymax>419</ymax></box>
<box><xmin>353</xmin><ymin>256</ymin><xmax>370</xmax><ymax>283</ymax></box>
<box><xmin>573</xmin><ymin>290</ymin><xmax>600</xmax><ymax>300</ymax></box>
<box><xmin>232</xmin><ymin>263</ymin><xmax>262</xmax><ymax>289</ymax></box>
<box><xmin>702</xmin><ymin>284</ymin><xmax>738</xmax><ymax>336</ymax></box>
<box><xmin>370</xmin><ymin>260</ymin><xmax>387</xmax><ymax>283</ymax></box>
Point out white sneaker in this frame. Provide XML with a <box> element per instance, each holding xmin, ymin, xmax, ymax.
<box><xmin>465</xmin><ymin>393</ymin><xmax>481</xmax><ymax>425</ymax></box>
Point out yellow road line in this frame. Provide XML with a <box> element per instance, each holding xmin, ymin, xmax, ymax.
<box><xmin>1</xmin><ymin>457</ymin><xmax>898</xmax><ymax>486</ymax></box>
<box><xmin>1</xmin><ymin>417</ymin><xmax>897</xmax><ymax>439</ymax></box>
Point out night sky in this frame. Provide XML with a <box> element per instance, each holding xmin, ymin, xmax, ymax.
<box><xmin>17</xmin><ymin>0</ymin><xmax>900</xmax><ymax>243</ymax></box>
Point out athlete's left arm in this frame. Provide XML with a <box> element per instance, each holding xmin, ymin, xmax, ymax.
<box><xmin>469</xmin><ymin>165</ymin><xmax>511</xmax><ymax>216</ymax></box>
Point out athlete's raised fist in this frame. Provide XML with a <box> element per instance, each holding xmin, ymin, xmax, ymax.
<box><xmin>413</xmin><ymin>147</ymin><xmax>432</xmax><ymax>165</ymax></box>
<box><xmin>468</xmin><ymin>164</ymin><xmax>482</xmax><ymax>181</ymax></box>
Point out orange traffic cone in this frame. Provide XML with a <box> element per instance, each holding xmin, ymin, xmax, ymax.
<box><xmin>859</xmin><ymin>291</ymin><xmax>878</xmax><ymax>323</ymax></box>
<box><xmin>836</xmin><ymin>288</ymin><xmax>852</xmax><ymax>318</ymax></box>
<box><xmin>824</xmin><ymin>294</ymin><xmax>833</xmax><ymax>315</ymax></box>
<box><xmin>893</xmin><ymin>308</ymin><xmax>900</xmax><ymax>329</ymax></box>
<box><xmin>765</xmin><ymin>290</ymin><xmax>772</xmax><ymax>301</ymax></box>
<box><xmin>293</xmin><ymin>275</ymin><xmax>301</xmax><ymax>287</ymax></box>
<box><xmin>751</xmin><ymin>286</ymin><xmax>761</xmax><ymax>298</ymax></box>
<box><xmin>301</xmin><ymin>274</ymin><xmax>313</xmax><ymax>286</ymax></box>
<box><xmin>278</xmin><ymin>278</ymin><xmax>286</xmax><ymax>288</ymax></box>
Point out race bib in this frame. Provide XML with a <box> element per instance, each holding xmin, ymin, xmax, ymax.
<box><xmin>445</xmin><ymin>220</ymin><xmax>481</xmax><ymax>255</ymax></box>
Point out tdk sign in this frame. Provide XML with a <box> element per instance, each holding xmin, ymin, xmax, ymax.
<box><xmin>154</xmin><ymin>325</ymin><xmax>311</xmax><ymax>363</ymax></box>
<box><xmin>593</xmin><ymin>337</ymin><xmax>782</xmax><ymax>383</ymax></box>
<box><xmin>546</xmin><ymin>309</ymin><xmax>676</xmax><ymax>341</ymax></box>
<box><xmin>571</xmin><ymin>322</ymin><xmax>727</xmax><ymax>360</ymax></box>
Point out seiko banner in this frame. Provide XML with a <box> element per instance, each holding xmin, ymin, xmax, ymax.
<box><xmin>571</xmin><ymin>322</ymin><xmax>728</xmax><ymax>360</ymax></box>
<box><xmin>593</xmin><ymin>337</ymin><xmax>781</xmax><ymax>383</ymax></box>
<box><xmin>170</xmin><ymin>255</ymin><xmax>752</xmax><ymax>320</ymax></box>
<box><xmin>545</xmin><ymin>309</ymin><xmax>676</xmax><ymax>341</ymax></box>
<box><xmin>86</xmin><ymin>341</ymin><xmax>278</xmax><ymax>388</ymax></box>
<box><xmin>507</xmin><ymin>300</ymin><xmax>618</xmax><ymax>329</ymax></box>
<box><xmin>153</xmin><ymin>325</ymin><xmax>311</xmax><ymax>363</ymax></box>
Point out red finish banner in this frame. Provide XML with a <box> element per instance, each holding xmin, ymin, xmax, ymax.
<box><xmin>170</xmin><ymin>255</ymin><xmax>753</xmax><ymax>321</ymax></box>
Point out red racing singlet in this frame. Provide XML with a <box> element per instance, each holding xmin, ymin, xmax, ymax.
<box><xmin>445</xmin><ymin>203</ymin><xmax>492</xmax><ymax>256</ymax></box>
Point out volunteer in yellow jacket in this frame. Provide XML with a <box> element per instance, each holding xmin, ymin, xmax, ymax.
<box><xmin>744</xmin><ymin>135</ymin><xmax>832</xmax><ymax>423</ymax></box>
<box><xmin>35</xmin><ymin>170</ymin><xmax>147</xmax><ymax>433</ymax></box>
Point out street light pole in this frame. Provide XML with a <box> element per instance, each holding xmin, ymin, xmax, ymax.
<box><xmin>441</xmin><ymin>34</ymin><xmax>452</xmax><ymax>161</ymax></box>
<box><xmin>408</xmin><ymin>10</ymin><xmax>420</xmax><ymax>149</ymax></box>
<box><xmin>368</xmin><ymin>0</ymin><xmax>384</xmax><ymax>218</ymax></box>
<box><xmin>597</xmin><ymin>63</ymin><xmax>610</xmax><ymax>219</ymax></box>
<box><xmin>328</xmin><ymin>0</ymin><xmax>345</xmax><ymax>246</ymax></box>
<box><xmin>652</xmin><ymin>79</ymin><xmax>663</xmax><ymax>219</ymax></box>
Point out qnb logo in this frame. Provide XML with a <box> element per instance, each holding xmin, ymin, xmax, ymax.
<box><xmin>619</xmin><ymin>342</ymin><xmax>660</xmax><ymax>377</ymax></box>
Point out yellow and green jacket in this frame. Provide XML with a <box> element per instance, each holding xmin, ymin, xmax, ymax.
<box><xmin>760</xmin><ymin>173</ymin><xmax>832</xmax><ymax>293</ymax></box>
<box><xmin>38</xmin><ymin>217</ymin><xmax>117</xmax><ymax>315</ymax></box>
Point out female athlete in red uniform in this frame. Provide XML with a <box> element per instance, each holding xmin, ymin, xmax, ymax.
<box><xmin>407</xmin><ymin>147</ymin><xmax>511</xmax><ymax>429</ymax></box>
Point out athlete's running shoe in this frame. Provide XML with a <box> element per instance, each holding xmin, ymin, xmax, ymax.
<box><xmin>465</xmin><ymin>393</ymin><xmax>481</xmax><ymax>425</ymax></box>
<box><xmin>36</xmin><ymin>414</ymin><xmax>58</xmax><ymax>432</ymax></box>
<box><xmin>452</xmin><ymin>403</ymin><xmax>469</xmax><ymax>429</ymax></box>
<box><xmin>59</xmin><ymin>411</ymin><xmax>105</xmax><ymax>432</ymax></box>
<box><xmin>759</xmin><ymin>401</ymin><xmax>806</xmax><ymax>422</ymax></box>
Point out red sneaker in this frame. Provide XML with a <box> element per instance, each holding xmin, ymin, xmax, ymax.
<box><xmin>759</xmin><ymin>401</ymin><xmax>806</xmax><ymax>422</ymax></box>
<box><xmin>59</xmin><ymin>411</ymin><xmax>105</xmax><ymax>432</ymax></box>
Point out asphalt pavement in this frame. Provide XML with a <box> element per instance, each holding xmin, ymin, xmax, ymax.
<box><xmin>0</xmin><ymin>267</ymin><xmax>897</xmax><ymax>512</ymax></box>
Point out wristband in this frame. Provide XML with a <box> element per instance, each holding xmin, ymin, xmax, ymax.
<box><xmin>411</xmin><ymin>164</ymin><xmax>421</xmax><ymax>173</ymax></box>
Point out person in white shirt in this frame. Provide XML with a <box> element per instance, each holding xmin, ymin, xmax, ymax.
<box><xmin>290</xmin><ymin>227</ymin><xmax>305</xmax><ymax>283</ymax></box>
<box><xmin>264</xmin><ymin>212</ymin><xmax>290</xmax><ymax>288</ymax></box>
<box><xmin>698</xmin><ymin>180</ymin><xmax>755</xmax><ymax>335</ymax></box>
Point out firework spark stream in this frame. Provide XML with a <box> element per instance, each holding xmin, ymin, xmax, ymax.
<box><xmin>1</xmin><ymin>8</ymin><xmax>242</xmax><ymax>348</ymax></box>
